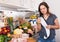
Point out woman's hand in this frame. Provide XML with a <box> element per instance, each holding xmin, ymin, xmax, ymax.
<box><xmin>37</xmin><ymin>18</ymin><xmax>41</xmax><ymax>31</ymax></box>
<box><xmin>46</xmin><ymin>25</ymin><xmax>51</xmax><ymax>29</ymax></box>
<box><xmin>37</xmin><ymin>18</ymin><xmax>41</xmax><ymax>24</ymax></box>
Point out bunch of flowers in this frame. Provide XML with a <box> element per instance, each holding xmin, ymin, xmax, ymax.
<box><xmin>13</xmin><ymin>18</ymin><xmax>33</xmax><ymax>37</ymax></box>
<box><xmin>0</xmin><ymin>26</ymin><xmax>10</xmax><ymax>35</ymax></box>
<box><xmin>0</xmin><ymin>26</ymin><xmax>11</xmax><ymax>42</ymax></box>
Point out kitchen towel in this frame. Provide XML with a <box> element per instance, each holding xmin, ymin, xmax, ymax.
<box><xmin>40</xmin><ymin>17</ymin><xmax>50</xmax><ymax>39</ymax></box>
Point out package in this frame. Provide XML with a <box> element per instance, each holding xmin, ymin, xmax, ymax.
<box><xmin>11</xmin><ymin>38</ymin><xmax>18</xmax><ymax>42</ymax></box>
<box><xmin>22</xmin><ymin>33</ymin><xmax>29</xmax><ymax>39</ymax></box>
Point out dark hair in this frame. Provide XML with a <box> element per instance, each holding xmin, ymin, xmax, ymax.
<box><xmin>38</xmin><ymin>2</ymin><xmax>50</xmax><ymax>17</ymax></box>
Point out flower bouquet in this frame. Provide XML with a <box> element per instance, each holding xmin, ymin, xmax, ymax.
<box><xmin>0</xmin><ymin>26</ymin><xmax>11</xmax><ymax>42</ymax></box>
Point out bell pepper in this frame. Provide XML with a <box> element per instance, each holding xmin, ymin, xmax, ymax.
<box><xmin>0</xmin><ymin>35</ymin><xmax>5</xmax><ymax>42</ymax></box>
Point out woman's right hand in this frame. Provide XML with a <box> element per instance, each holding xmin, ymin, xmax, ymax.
<box><xmin>37</xmin><ymin>18</ymin><xmax>41</xmax><ymax>32</ymax></box>
<box><xmin>37</xmin><ymin>18</ymin><xmax>41</xmax><ymax>24</ymax></box>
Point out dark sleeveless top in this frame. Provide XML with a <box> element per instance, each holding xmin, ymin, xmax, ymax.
<box><xmin>39</xmin><ymin>13</ymin><xmax>57</xmax><ymax>40</ymax></box>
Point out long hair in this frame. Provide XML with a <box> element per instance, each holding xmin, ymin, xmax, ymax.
<box><xmin>38</xmin><ymin>2</ymin><xmax>50</xmax><ymax>17</ymax></box>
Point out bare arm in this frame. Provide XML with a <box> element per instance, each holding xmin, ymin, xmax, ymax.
<box><xmin>47</xmin><ymin>18</ymin><xmax>60</xmax><ymax>29</ymax></box>
<box><xmin>37</xmin><ymin>23</ymin><xmax>41</xmax><ymax>31</ymax></box>
<box><xmin>37</xmin><ymin>18</ymin><xmax>41</xmax><ymax>32</ymax></box>
<box><xmin>51</xmin><ymin>18</ymin><xmax>59</xmax><ymax>29</ymax></box>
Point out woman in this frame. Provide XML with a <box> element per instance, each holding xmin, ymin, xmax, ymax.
<box><xmin>37</xmin><ymin>2</ymin><xmax>59</xmax><ymax>42</ymax></box>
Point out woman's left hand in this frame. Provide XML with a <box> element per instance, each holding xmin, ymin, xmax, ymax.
<box><xmin>46</xmin><ymin>25</ymin><xmax>51</xmax><ymax>29</ymax></box>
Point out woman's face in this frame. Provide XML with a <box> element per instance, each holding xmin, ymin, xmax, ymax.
<box><xmin>40</xmin><ymin>5</ymin><xmax>47</xmax><ymax>15</ymax></box>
